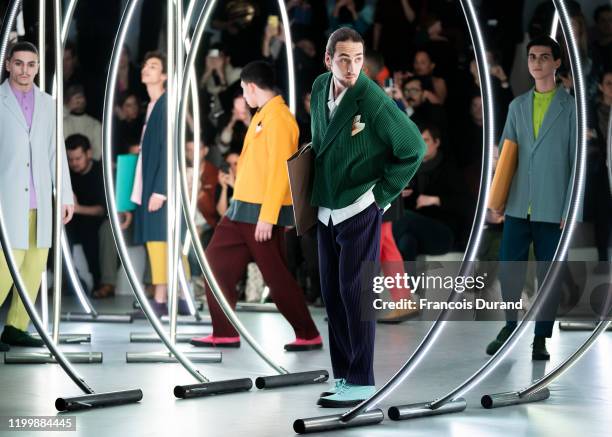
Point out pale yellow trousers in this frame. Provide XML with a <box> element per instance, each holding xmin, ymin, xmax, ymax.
<box><xmin>0</xmin><ymin>210</ymin><xmax>49</xmax><ymax>331</ymax></box>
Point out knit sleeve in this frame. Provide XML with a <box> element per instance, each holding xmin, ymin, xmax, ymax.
<box><xmin>372</xmin><ymin>100</ymin><xmax>425</xmax><ymax>208</ymax></box>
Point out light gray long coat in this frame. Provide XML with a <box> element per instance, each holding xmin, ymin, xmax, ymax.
<box><xmin>0</xmin><ymin>80</ymin><xmax>73</xmax><ymax>250</ymax></box>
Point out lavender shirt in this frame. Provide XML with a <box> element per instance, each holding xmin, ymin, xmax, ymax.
<box><xmin>10</xmin><ymin>83</ymin><xmax>37</xmax><ymax>209</ymax></box>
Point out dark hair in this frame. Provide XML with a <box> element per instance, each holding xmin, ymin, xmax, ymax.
<box><xmin>64</xmin><ymin>84</ymin><xmax>86</xmax><ymax>104</ymax></box>
<box><xmin>527</xmin><ymin>36</ymin><xmax>561</xmax><ymax>60</ymax></box>
<box><xmin>8</xmin><ymin>41</ymin><xmax>38</xmax><ymax>59</ymax></box>
<box><xmin>325</xmin><ymin>27</ymin><xmax>364</xmax><ymax>57</ymax></box>
<box><xmin>143</xmin><ymin>50</ymin><xmax>167</xmax><ymax>74</ymax></box>
<box><xmin>414</xmin><ymin>49</ymin><xmax>433</xmax><ymax>63</ymax></box>
<box><xmin>365</xmin><ymin>49</ymin><xmax>384</xmax><ymax>71</ymax></box>
<box><xmin>405</xmin><ymin>76</ymin><xmax>424</xmax><ymax>88</ymax></box>
<box><xmin>240</xmin><ymin>61</ymin><xmax>275</xmax><ymax>91</ymax></box>
<box><xmin>64</xmin><ymin>41</ymin><xmax>77</xmax><ymax>57</ymax></box>
<box><xmin>601</xmin><ymin>70</ymin><xmax>612</xmax><ymax>83</ymax></box>
<box><xmin>66</xmin><ymin>134</ymin><xmax>91</xmax><ymax>152</ymax></box>
<box><xmin>420</xmin><ymin>123</ymin><xmax>442</xmax><ymax>142</ymax></box>
<box><xmin>117</xmin><ymin>90</ymin><xmax>139</xmax><ymax>107</ymax></box>
<box><xmin>594</xmin><ymin>4</ymin><xmax>612</xmax><ymax>22</ymax></box>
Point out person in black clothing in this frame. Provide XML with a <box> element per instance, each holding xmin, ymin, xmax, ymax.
<box><xmin>401</xmin><ymin>76</ymin><xmax>448</xmax><ymax>143</ymax></box>
<box><xmin>65</xmin><ymin>134</ymin><xmax>114</xmax><ymax>295</ymax></box>
<box><xmin>296</xmin><ymin>91</ymin><xmax>312</xmax><ymax>147</ymax></box>
<box><xmin>113</xmin><ymin>91</ymin><xmax>144</xmax><ymax>157</ymax></box>
<box><xmin>392</xmin><ymin>124</ymin><xmax>473</xmax><ymax>261</ymax></box>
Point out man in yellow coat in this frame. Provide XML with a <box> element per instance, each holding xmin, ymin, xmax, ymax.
<box><xmin>191</xmin><ymin>61</ymin><xmax>321</xmax><ymax>350</ymax></box>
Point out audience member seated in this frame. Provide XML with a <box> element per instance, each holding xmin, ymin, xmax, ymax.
<box><xmin>373</xmin><ymin>0</ymin><xmax>419</xmax><ymax>71</ymax></box>
<box><xmin>63</xmin><ymin>41</ymin><xmax>84</xmax><ymax>91</ymax></box>
<box><xmin>392</xmin><ymin>125</ymin><xmax>473</xmax><ymax>261</ymax></box>
<box><xmin>199</xmin><ymin>44</ymin><xmax>242</xmax><ymax>128</ymax></box>
<box><xmin>216</xmin><ymin>152</ymin><xmax>238</xmax><ymax>218</ymax></box>
<box><xmin>63</xmin><ymin>84</ymin><xmax>103</xmax><ymax>160</ymax></box>
<box><xmin>297</xmin><ymin>91</ymin><xmax>312</xmax><ymax>147</ymax></box>
<box><xmin>458</xmin><ymin>94</ymin><xmax>484</xmax><ymax>197</ymax></box>
<box><xmin>65</xmin><ymin>135</ymin><xmax>118</xmax><ymax>298</ymax></box>
<box><xmin>401</xmin><ymin>76</ymin><xmax>448</xmax><ymax>140</ymax></box>
<box><xmin>217</xmin><ymin>94</ymin><xmax>250</xmax><ymax>154</ymax></box>
<box><xmin>591</xmin><ymin>5</ymin><xmax>612</xmax><ymax>72</ymax></box>
<box><xmin>113</xmin><ymin>91</ymin><xmax>144</xmax><ymax>158</ymax></box>
<box><xmin>590</xmin><ymin>70</ymin><xmax>612</xmax><ymax>263</ymax></box>
<box><xmin>415</xmin><ymin>13</ymin><xmax>458</xmax><ymax>80</ymax></box>
<box><xmin>116</xmin><ymin>47</ymin><xmax>146</xmax><ymax>102</ymax></box>
<box><xmin>326</xmin><ymin>0</ymin><xmax>376</xmax><ymax>35</ymax></box>
<box><xmin>467</xmin><ymin>52</ymin><xmax>513</xmax><ymax>137</ymax></box>
<box><xmin>411</xmin><ymin>49</ymin><xmax>447</xmax><ymax>104</ymax></box>
<box><xmin>197</xmin><ymin>142</ymin><xmax>221</xmax><ymax>239</ymax></box>
<box><xmin>363</xmin><ymin>49</ymin><xmax>390</xmax><ymax>86</ymax></box>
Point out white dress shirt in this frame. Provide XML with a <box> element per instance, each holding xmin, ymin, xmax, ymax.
<box><xmin>318</xmin><ymin>77</ymin><xmax>379</xmax><ymax>226</ymax></box>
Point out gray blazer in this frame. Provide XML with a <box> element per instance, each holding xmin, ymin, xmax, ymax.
<box><xmin>500</xmin><ymin>87</ymin><xmax>577</xmax><ymax>224</ymax></box>
<box><xmin>0</xmin><ymin>80</ymin><xmax>73</xmax><ymax>250</ymax></box>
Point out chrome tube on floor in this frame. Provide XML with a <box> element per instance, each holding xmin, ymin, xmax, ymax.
<box><xmin>55</xmin><ymin>390</ymin><xmax>143</xmax><ymax>412</ymax></box>
<box><xmin>255</xmin><ymin>371</ymin><xmax>329</xmax><ymax>389</ymax></box>
<box><xmin>125</xmin><ymin>351</ymin><xmax>222</xmax><ymax>363</ymax></box>
<box><xmin>61</xmin><ymin>313</ymin><xmax>133</xmax><ymax>323</ymax></box>
<box><xmin>387</xmin><ymin>398</ymin><xmax>466</xmax><ymax>420</ymax></box>
<box><xmin>31</xmin><ymin>332</ymin><xmax>91</xmax><ymax>344</ymax></box>
<box><xmin>4</xmin><ymin>352</ymin><xmax>103</xmax><ymax>364</ymax></box>
<box><xmin>130</xmin><ymin>331</ymin><xmax>210</xmax><ymax>343</ymax></box>
<box><xmin>174</xmin><ymin>379</ymin><xmax>253</xmax><ymax>399</ymax></box>
<box><xmin>481</xmin><ymin>389</ymin><xmax>550</xmax><ymax>409</ymax></box>
<box><xmin>559</xmin><ymin>321</ymin><xmax>611</xmax><ymax>331</ymax></box>
<box><xmin>293</xmin><ymin>410</ymin><xmax>384</xmax><ymax>434</ymax></box>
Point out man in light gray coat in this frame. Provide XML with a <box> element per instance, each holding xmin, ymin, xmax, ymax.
<box><xmin>0</xmin><ymin>42</ymin><xmax>73</xmax><ymax>351</ymax></box>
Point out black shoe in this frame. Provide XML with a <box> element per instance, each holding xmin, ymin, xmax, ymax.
<box><xmin>129</xmin><ymin>300</ymin><xmax>168</xmax><ymax>319</ymax></box>
<box><xmin>532</xmin><ymin>336</ymin><xmax>550</xmax><ymax>360</ymax></box>
<box><xmin>177</xmin><ymin>299</ymin><xmax>191</xmax><ymax>316</ymax></box>
<box><xmin>0</xmin><ymin>341</ymin><xmax>9</xmax><ymax>352</ymax></box>
<box><xmin>1</xmin><ymin>325</ymin><xmax>44</xmax><ymax>347</ymax></box>
<box><xmin>486</xmin><ymin>325</ymin><xmax>516</xmax><ymax>355</ymax></box>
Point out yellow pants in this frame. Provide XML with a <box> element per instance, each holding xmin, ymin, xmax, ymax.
<box><xmin>146</xmin><ymin>242</ymin><xmax>190</xmax><ymax>285</ymax></box>
<box><xmin>0</xmin><ymin>210</ymin><xmax>49</xmax><ymax>331</ymax></box>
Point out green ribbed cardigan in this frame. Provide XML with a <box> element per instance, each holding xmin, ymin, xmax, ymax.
<box><xmin>310</xmin><ymin>71</ymin><xmax>425</xmax><ymax>210</ymax></box>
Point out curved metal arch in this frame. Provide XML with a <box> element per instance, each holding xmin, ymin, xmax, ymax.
<box><xmin>334</xmin><ymin>0</ymin><xmax>496</xmax><ymax>422</ymax></box>
<box><xmin>424</xmin><ymin>0</ymin><xmax>588</xmax><ymax>410</ymax></box>
<box><xmin>175</xmin><ymin>0</ymin><xmax>303</xmax><ymax>376</ymax></box>
<box><xmin>101</xmin><ymin>0</ymin><xmax>210</xmax><ymax>383</ymax></box>
<box><xmin>497</xmin><ymin>0</ymin><xmax>599</xmax><ymax>400</ymax></box>
<box><xmin>0</xmin><ymin>0</ymin><xmax>92</xmax><ymax>394</ymax></box>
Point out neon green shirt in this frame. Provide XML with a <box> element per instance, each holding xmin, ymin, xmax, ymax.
<box><xmin>533</xmin><ymin>88</ymin><xmax>557</xmax><ymax>139</ymax></box>
<box><xmin>528</xmin><ymin>87</ymin><xmax>557</xmax><ymax>215</ymax></box>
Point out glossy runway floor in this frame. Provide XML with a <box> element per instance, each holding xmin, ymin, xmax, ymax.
<box><xmin>1</xmin><ymin>296</ymin><xmax>611</xmax><ymax>437</ymax></box>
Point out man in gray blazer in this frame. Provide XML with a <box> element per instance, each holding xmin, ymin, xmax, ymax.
<box><xmin>0</xmin><ymin>42</ymin><xmax>73</xmax><ymax>351</ymax></box>
<box><xmin>486</xmin><ymin>36</ymin><xmax>576</xmax><ymax>360</ymax></box>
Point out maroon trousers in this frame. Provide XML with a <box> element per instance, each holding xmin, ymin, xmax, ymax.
<box><xmin>205</xmin><ymin>217</ymin><xmax>319</xmax><ymax>339</ymax></box>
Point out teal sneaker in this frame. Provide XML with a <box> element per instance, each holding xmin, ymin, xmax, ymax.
<box><xmin>317</xmin><ymin>383</ymin><xmax>375</xmax><ymax>408</ymax></box>
<box><xmin>319</xmin><ymin>378</ymin><xmax>345</xmax><ymax>397</ymax></box>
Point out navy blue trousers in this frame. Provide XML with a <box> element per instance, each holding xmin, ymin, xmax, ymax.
<box><xmin>318</xmin><ymin>203</ymin><xmax>382</xmax><ymax>386</ymax></box>
<box><xmin>499</xmin><ymin>215</ymin><xmax>562</xmax><ymax>337</ymax></box>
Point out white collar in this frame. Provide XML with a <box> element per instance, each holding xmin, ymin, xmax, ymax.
<box><xmin>327</xmin><ymin>78</ymin><xmax>348</xmax><ymax>111</ymax></box>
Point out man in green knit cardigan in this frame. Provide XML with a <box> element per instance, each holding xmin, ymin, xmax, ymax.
<box><xmin>311</xmin><ymin>27</ymin><xmax>425</xmax><ymax>407</ymax></box>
